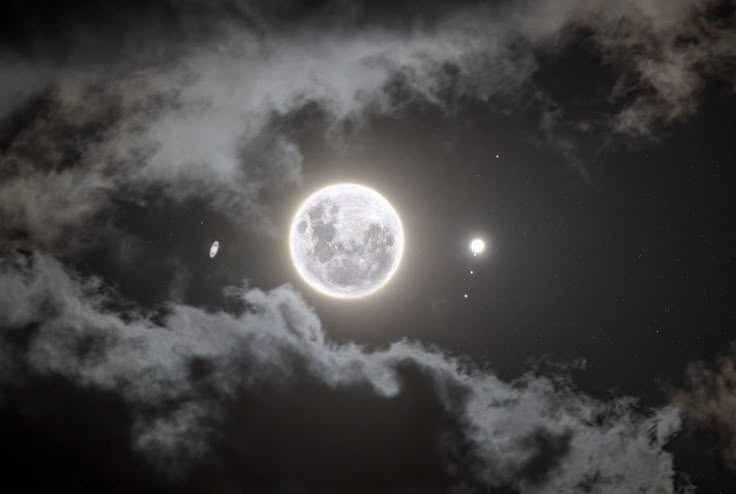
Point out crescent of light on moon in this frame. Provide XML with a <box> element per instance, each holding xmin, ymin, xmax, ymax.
<box><xmin>289</xmin><ymin>183</ymin><xmax>405</xmax><ymax>299</ymax></box>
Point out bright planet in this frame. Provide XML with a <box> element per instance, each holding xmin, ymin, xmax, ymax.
<box><xmin>289</xmin><ymin>183</ymin><xmax>404</xmax><ymax>298</ymax></box>
<box><xmin>470</xmin><ymin>238</ymin><xmax>486</xmax><ymax>255</ymax></box>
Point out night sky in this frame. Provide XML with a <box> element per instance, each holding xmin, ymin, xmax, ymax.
<box><xmin>1</xmin><ymin>1</ymin><xmax>736</xmax><ymax>493</ymax></box>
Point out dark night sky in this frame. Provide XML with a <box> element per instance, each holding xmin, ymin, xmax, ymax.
<box><xmin>1</xmin><ymin>1</ymin><xmax>736</xmax><ymax>493</ymax></box>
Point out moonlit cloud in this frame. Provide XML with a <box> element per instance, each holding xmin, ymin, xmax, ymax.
<box><xmin>0</xmin><ymin>253</ymin><xmax>682</xmax><ymax>491</ymax></box>
<box><xmin>0</xmin><ymin>0</ymin><xmax>733</xmax><ymax>252</ymax></box>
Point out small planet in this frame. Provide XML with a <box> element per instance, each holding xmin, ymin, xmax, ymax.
<box><xmin>470</xmin><ymin>238</ymin><xmax>486</xmax><ymax>255</ymax></box>
<box><xmin>209</xmin><ymin>241</ymin><xmax>219</xmax><ymax>258</ymax></box>
<box><xmin>289</xmin><ymin>183</ymin><xmax>404</xmax><ymax>298</ymax></box>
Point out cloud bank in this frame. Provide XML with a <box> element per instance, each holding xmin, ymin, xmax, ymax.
<box><xmin>0</xmin><ymin>0</ymin><xmax>733</xmax><ymax>253</ymax></box>
<box><xmin>0</xmin><ymin>253</ymin><xmax>682</xmax><ymax>492</ymax></box>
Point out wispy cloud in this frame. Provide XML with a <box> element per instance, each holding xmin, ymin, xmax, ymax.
<box><xmin>1</xmin><ymin>0</ymin><xmax>732</xmax><ymax>253</ymax></box>
<box><xmin>673</xmin><ymin>344</ymin><xmax>736</xmax><ymax>469</ymax></box>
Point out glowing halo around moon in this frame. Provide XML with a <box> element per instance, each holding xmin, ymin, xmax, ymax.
<box><xmin>289</xmin><ymin>183</ymin><xmax>404</xmax><ymax>299</ymax></box>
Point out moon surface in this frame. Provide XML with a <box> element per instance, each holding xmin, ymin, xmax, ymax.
<box><xmin>289</xmin><ymin>183</ymin><xmax>404</xmax><ymax>298</ymax></box>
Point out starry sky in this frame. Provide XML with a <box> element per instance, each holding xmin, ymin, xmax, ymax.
<box><xmin>1</xmin><ymin>1</ymin><xmax>736</xmax><ymax>493</ymax></box>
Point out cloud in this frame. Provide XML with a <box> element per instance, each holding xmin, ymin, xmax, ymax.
<box><xmin>673</xmin><ymin>344</ymin><xmax>736</xmax><ymax>469</ymax></box>
<box><xmin>506</xmin><ymin>0</ymin><xmax>735</xmax><ymax>134</ymax></box>
<box><xmin>0</xmin><ymin>8</ymin><xmax>524</xmax><ymax>251</ymax></box>
<box><xmin>0</xmin><ymin>253</ymin><xmax>682</xmax><ymax>492</ymax></box>
<box><xmin>1</xmin><ymin>1</ymin><xmax>733</xmax><ymax>253</ymax></box>
<box><xmin>578</xmin><ymin>0</ymin><xmax>736</xmax><ymax>134</ymax></box>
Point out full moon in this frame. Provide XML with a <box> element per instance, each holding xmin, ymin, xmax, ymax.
<box><xmin>289</xmin><ymin>183</ymin><xmax>404</xmax><ymax>298</ymax></box>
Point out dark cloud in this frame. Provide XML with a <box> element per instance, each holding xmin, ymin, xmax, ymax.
<box><xmin>673</xmin><ymin>344</ymin><xmax>736</xmax><ymax>470</ymax></box>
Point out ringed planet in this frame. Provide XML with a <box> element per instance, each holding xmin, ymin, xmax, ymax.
<box><xmin>289</xmin><ymin>183</ymin><xmax>404</xmax><ymax>298</ymax></box>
